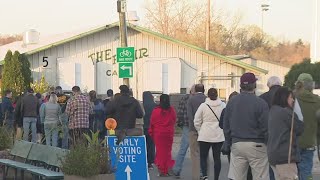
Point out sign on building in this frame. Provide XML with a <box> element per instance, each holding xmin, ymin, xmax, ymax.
<box><xmin>116</xmin><ymin>47</ymin><xmax>135</xmax><ymax>63</ymax></box>
<box><xmin>107</xmin><ymin>136</ymin><xmax>148</xmax><ymax>180</ymax></box>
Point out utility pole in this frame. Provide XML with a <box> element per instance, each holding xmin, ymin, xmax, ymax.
<box><xmin>117</xmin><ymin>0</ymin><xmax>129</xmax><ymax>86</ymax></box>
<box><xmin>205</xmin><ymin>0</ymin><xmax>210</xmax><ymax>50</ymax></box>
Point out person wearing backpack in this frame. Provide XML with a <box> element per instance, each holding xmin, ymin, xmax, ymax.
<box><xmin>194</xmin><ymin>88</ymin><xmax>226</xmax><ymax>180</ymax></box>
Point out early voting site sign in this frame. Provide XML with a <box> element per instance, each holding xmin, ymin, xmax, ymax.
<box><xmin>107</xmin><ymin>136</ymin><xmax>148</xmax><ymax>180</ymax></box>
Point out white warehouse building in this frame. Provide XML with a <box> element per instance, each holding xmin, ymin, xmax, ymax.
<box><xmin>0</xmin><ymin>22</ymin><xmax>290</xmax><ymax>100</ymax></box>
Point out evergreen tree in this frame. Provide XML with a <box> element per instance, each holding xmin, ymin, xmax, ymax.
<box><xmin>284</xmin><ymin>58</ymin><xmax>320</xmax><ymax>89</ymax></box>
<box><xmin>11</xmin><ymin>51</ymin><xmax>25</xmax><ymax>96</ymax></box>
<box><xmin>1</xmin><ymin>50</ymin><xmax>32</xmax><ymax>97</ymax></box>
<box><xmin>1</xmin><ymin>50</ymin><xmax>13</xmax><ymax>95</ymax></box>
<box><xmin>20</xmin><ymin>53</ymin><xmax>32</xmax><ymax>89</ymax></box>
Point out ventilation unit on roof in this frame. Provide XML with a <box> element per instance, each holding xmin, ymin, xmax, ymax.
<box><xmin>127</xmin><ymin>11</ymin><xmax>140</xmax><ymax>24</ymax></box>
<box><xmin>23</xmin><ymin>29</ymin><xmax>39</xmax><ymax>45</ymax></box>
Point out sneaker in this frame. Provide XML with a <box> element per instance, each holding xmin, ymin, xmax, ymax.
<box><xmin>157</xmin><ymin>173</ymin><xmax>168</xmax><ymax>177</ymax></box>
<box><xmin>201</xmin><ymin>176</ymin><xmax>208</xmax><ymax>180</ymax></box>
<box><xmin>174</xmin><ymin>172</ymin><xmax>181</xmax><ymax>179</ymax></box>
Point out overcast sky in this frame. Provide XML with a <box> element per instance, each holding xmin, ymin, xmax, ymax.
<box><xmin>0</xmin><ymin>0</ymin><xmax>313</xmax><ymax>42</ymax></box>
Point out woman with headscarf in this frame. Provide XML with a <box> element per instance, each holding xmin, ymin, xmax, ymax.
<box><xmin>143</xmin><ymin>91</ymin><xmax>157</xmax><ymax>169</ymax></box>
<box><xmin>149</xmin><ymin>94</ymin><xmax>176</xmax><ymax>176</ymax></box>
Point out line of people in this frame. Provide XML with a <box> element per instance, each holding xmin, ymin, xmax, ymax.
<box><xmin>1</xmin><ymin>72</ymin><xmax>320</xmax><ymax>180</ymax></box>
<box><xmin>166</xmin><ymin>73</ymin><xmax>320</xmax><ymax>180</ymax></box>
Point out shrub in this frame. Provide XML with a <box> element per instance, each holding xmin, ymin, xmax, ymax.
<box><xmin>61</xmin><ymin>144</ymin><xmax>100</xmax><ymax>177</ymax></box>
<box><xmin>0</xmin><ymin>127</ymin><xmax>13</xmax><ymax>151</ymax></box>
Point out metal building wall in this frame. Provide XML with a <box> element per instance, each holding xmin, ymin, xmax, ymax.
<box><xmin>27</xmin><ymin>27</ymin><xmax>250</xmax><ymax>99</ymax></box>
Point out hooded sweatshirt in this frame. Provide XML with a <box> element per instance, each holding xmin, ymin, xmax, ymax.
<box><xmin>194</xmin><ymin>98</ymin><xmax>226</xmax><ymax>143</ymax></box>
<box><xmin>296</xmin><ymin>90</ymin><xmax>320</xmax><ymax>149</ymax></box>
<box><xmin>106</xmin><ymin>94</ymin><xmax>144</xmax><ymax>130</ymax></box>
<box><xmin>143</xmin><ymin>91</ymin><xmax>157</xmax><ymax>129</ymax></box>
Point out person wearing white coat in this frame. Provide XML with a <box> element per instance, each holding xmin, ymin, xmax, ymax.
<box><xmin>194</xmin><ymin>88</ymin><xmax>226</xmax><ymax>180</ymax></box>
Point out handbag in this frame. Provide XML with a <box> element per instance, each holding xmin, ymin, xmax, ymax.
<box><xmin>206</xmin><ymin>104</ymin><xmax>220</xmax><ymax>121</ymax></box>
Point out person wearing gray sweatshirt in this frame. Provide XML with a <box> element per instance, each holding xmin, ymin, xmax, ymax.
<box><xmin>223</xmin><ymin>73</ymin><xmax>269</xmax><ymax>180</ymax></box>
<box><xmin>187</xmin><ymin>84</ymin><xmax>207</xmax><ymax>180</ymax></box>
<box><xmin>40</xmin><ymin>94</ymin><xmax>62</xmax><ymax>147</ymax></box>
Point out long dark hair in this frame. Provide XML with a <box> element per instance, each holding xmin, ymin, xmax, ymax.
<box><xmin>272</xmin><ymin>87</ymin><xmax>293</xmax><ymax>108</ymax></box>
<box><xmin>159</xmin><ymin>94</ymin><xmax>170</xmax><ymax>110</ymax></box>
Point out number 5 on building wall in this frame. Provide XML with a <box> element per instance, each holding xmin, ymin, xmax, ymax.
<box><xmin>43</xmin><ymin>57</ymin><xmax>49</xmax><ymax>67</ymax></box>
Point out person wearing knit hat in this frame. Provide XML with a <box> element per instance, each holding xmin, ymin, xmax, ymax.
<box><xmin>294</xmin><ymin>73</ymin><xmax>320</xmax><ymax>180</ymax></box>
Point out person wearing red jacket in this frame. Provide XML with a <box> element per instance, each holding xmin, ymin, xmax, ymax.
<box><xmin>149</xmin><ymin>94</ymin><xmax>176</xmax><ymax>176</ymax></box>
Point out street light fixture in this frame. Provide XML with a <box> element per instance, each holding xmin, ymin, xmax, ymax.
<box><xmin>261</xmin><ymin>4</ymin><xmax>270</xmax><ymax>32</ymax></box>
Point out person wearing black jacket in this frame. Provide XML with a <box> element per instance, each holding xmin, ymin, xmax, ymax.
<box><xmin>21</xmin><ymin>88</ymin><xmax>40</xmax><ymax>143</ymax></box>
<box><xmin>143</xmin><ymin>91</ymin><xmax>157</xmax><ymax>169</ymax></box>
<box><xmin>106</xmin><ymin>85</ymin><xmax>143</xmax><ymax>130</ymax></box>
<box><xmin>2</xmin><ymin>90</ymin><xmax>14</xmax><ymax>130</ymax></box>
<box><xmin>260</xmin><ymin>76</ymin><xmax>282</xmax><ymax>108</ymax></box>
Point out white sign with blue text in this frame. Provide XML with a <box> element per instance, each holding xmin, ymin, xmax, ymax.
<box><xmin>107</xmin><ymin>136</ymin><xmax>148</xmax><ymax>180</ymax></box>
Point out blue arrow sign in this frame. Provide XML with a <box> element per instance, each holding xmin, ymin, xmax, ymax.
<box><xmin>107</xmin><ymin>136</ymin><xmax>148</xmax><ymax>180</ymax></box>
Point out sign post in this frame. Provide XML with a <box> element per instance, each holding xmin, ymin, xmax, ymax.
<box><xmin>107</xmin><ymin>136</ymin><xmax>149</xmax><ymax>180</ymax></box>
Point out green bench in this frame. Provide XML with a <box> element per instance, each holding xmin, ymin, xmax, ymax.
<box><xmin>0</xmin><ymin>140</ymin><xmax>68</xmax><ymax>180</ymax></box>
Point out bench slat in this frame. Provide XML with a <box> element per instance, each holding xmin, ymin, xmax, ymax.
<box><xmin>0</xmin><ymin>159</ymin><xmax>43</xmax><ymax>170</ymax></box>
<box><xmin>26</xmin><ymin>168</ymin><xmax>64</xmax><ymax>178</ymax></box>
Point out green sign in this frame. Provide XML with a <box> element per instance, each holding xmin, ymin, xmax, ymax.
<box><xmin>119</xmin><ymin>63</ymin><xmax>133</xmax><ymax>78</ymax></box>
<box><xmin>117</xmin><ymin>47</ymin><xmax>135</xmax><ymax>63</ymax></box>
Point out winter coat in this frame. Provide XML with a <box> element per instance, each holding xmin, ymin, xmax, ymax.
<box><xmin>260</xmin><ymin>85</ymin><xmax>281</xmax><ymax>108</ymax></box>
<box><xmin>194</xmin><ymin>98</ymin><xmax>226</xmax><ymax>143</ymax></box>
<box><xmin>143</xmin><ymin>91</ymin><xmax>157</xmax><ymax>129</ymax></box>
<box><xmin>2</xmin><ymin>97</ymin><xmax>14</xmax><ymax>121</ymax></box>
<box><xmin>22</xmin><ymin>94</ymin><xmax>40</xmax><ymax>118</ymax></box>
<box><xmin>148</xmin><ymin>106</ymin><xmax>176</xmax><ymax>137</ymax></box>
<box><xmin>268</xmin><ymin>105</ymin><xmax>304</xmax><ymax>166</ymax></box>
<box><xmin>296</xmin><ymin>90</ymin><xmax>320</xmax><ymax>149</ymax></box>
<box><xmin>223</xmin><ymin>92</ymin><xmax>269</xmax><ymax>145</ymax></box>
<box><xmin>106</xmin><ymin>94</ymin><xmax>144</xmax><ymax>130</ymax></box>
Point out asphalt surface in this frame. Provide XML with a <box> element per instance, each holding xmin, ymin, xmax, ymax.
<box><xmin>149</xmin><ymin>135</ymin><xmax>320</xmax><ymax>180</ymax></box>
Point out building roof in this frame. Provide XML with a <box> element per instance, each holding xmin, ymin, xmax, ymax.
<box><xmin>0</xmin><ymin>22</ymin><xmax>268</xmax><ymax>74</ymax></box>
<box><xmin>228</xmin><ymin>54</ymin><xmax>291</xmax><ymax>68</ymax></box>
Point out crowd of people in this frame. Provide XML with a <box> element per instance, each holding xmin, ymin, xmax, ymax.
<box><xmin>0</xmin><ymin>72</ymin><xmax>320</xmax><ymax>180</ymax></box>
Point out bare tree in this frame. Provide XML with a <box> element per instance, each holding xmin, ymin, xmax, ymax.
<box><xmin>0</xmin><ymin>34</ymin><xmax>22</xmax><ymax>46</ymax></box>
<box><xmin>145</xmin><ymin>0</ymin><xmax>206</xmax><ymax>38</ymax></box>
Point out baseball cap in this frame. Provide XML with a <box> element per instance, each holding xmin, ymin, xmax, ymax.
<box><xmin>240</xmin><ymin>73</ymin><xmax>257</xmax><ymax>85</ymax></box>
<box><xmin>297</xmin><ymin>73</ymin><xmax>313</xmax><ymax>82</ymax></box>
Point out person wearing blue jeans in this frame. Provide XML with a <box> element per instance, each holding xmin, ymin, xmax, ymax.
<box><xmin>298</xmin><ymin>149</ymin><xmax>315</xmax><ymax>180</ymax></box>
<box><xmin>23</xmin><ymin>117</ymin><xmax>38</xmax><ymax>142</ymax></box>
<box><xmin>21</xmin><ymin>88</ymin><xmax>40</xmax><ymax>143</ymax></box>
<box><xmin>40</xmin><ymin>94</ymin><xmax>62</xmax><ymax>147</ymax></box>
<box><xmin>44</xmin><ymin>123</ymin><xmax>59</xmax><ymax>147</ymax></box>
<box><xmin>173</xmin><ymin>125</ymin><xmax>189</xmax><ymax>177</ymax></box>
